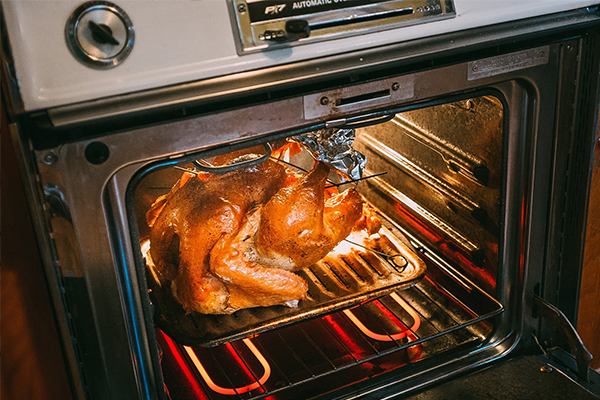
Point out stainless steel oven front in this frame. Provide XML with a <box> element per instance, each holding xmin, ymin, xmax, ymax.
<box><xmin>2</xmin><ymin>2</ymin><xmax>600</xmax><ymax>400</ymax></box>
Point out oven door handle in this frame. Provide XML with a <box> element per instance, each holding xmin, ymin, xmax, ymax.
<box><xmin>193</xmin><ymin>143</ymin><xmax>272</xmax><ymax>174</ymax></box>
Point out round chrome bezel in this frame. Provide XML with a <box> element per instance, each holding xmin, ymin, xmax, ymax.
<box><xmin>65</xmin><ymin>1</ymin><xmax>134</xmax><ymax>69</ymax></box>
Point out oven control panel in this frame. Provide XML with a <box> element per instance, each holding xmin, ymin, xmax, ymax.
<box><xmin>4</xmin><ymin>0</ymin><xmax>596</xmax><ymax>111</ymax></box>
<box><xmin>231</xmin><ymin>0</ymin><xmax>456</xmax><ymax>53</ymax></box>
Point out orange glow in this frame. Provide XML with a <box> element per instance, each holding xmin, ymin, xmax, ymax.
<box><xmin>519</xmin><ymin>193</ymin><xmax>528</xmax><ymax>278</ymax></box>
<box><xmin>343</xmin><ymin>292</ymin><xmax>421</xmax><ymax>341</ymax></box>
<box><xmin>322</xmin><ymin>314</ymin><xmax>368</xmax><ymax>358</ymax></box>
<box><xmin>184</xmin><ymin>338</ymin><xmax>271</xmax><ymax>396</ymax></box>
<box><xmin>393</xmin><ymin>203</ymin><xmax>442</xmax><ymax>243</ymax></box>
<box><xmin>271</xmin><ymin>141</ymin><xmax>303</xmax><ymax>159</ymax></box>
<box><xmin>423</xmin><ymin>275</ymin><xmax>477</xmax><ymax>318</ymax></box>
<box><xmin>324</xmin><ymin>185</ymin><xmax>340</xmax><ymax>199</ymax></box>
<box><xmin>329</xmin><ymin>231</ymin><xmax>372</xmax><ymax>256</ymax></box>
<box><xmin>392</xmin><ymin>201</ymin><xmax>497</xmax><ymax>290</ymax></box>
<box><xmin>160</xmin><ymin>331</ymin><xmax>209</xmax><ymax>399</ymax></box>
<box><xmin>224</xmin><ymin>342</ymin><xmax>264</xmax><ymax>393</ymax></box>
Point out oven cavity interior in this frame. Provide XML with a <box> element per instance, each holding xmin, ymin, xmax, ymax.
<box><xmin>130</xmin><ymin>94</ymin><xmax>504</xmax><ymax>399</ymax></box>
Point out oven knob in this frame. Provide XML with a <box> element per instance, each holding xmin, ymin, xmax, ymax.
<box><xmin>65</xmin><ymin>1</ymin><xmax>134</xmax><ymax>69</ymax></box>
<box><xmin>88</xmin><ymin>20</ymin><xmax>120</xmax><ymax>46</ymax></box>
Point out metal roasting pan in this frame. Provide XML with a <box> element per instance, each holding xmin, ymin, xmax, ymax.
<box><xmin>144</xmin><ymin>209</ymin><xmax>426</xmax><ymax>347</ymax></box>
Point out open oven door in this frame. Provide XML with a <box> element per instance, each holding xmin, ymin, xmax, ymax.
<box><xmin>342</xmin><ymin>294</ymin><xmax>600</xmax><ymax>400</ymax></box>
<box><xmin>401</xmin><ymin>355</ymin><xmax>600</xmax><ymax>400</ymax></box>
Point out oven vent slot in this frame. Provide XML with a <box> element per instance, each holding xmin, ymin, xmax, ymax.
<box><xmin>335</xmin><ymin>89</ymin><xmax>391</xmax><ymax>107</ymax></box>
<box><xmin>303</xmin><ymin>76</ymin><xmax>415</xmax><ymax>119</ymax></box>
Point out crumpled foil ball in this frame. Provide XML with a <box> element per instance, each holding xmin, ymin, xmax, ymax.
<box><xmin>292</xmin><ymin>128</ymin><xmax>367</xmax><ymax>182</ymax></box>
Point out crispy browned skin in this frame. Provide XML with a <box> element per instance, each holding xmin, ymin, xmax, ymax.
<box><xmin>254</xmin><ymin>162</ymin><xmax>364</xmax><ymax>270</ymax></box>
<box><xmin>210</xmin><ymin>210</ymin><xmax>308</xmax><ymax>310</ymax></box>
<box><xmin>149</xmin><ymin>159</ymin><xmax>289</xmax><ymax>314</ymax></box>
<box><xmin>146</xmin><ymin>172</ymin><xmax>196</xmax><ymax>229</ymax></box>
<box><xmin>354</xmin><ymin>203</ymin><xmax>382</xmax><ymax>235</ymax></box>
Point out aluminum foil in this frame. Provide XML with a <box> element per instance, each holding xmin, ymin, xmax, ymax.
<box><xmin>293</xmin><ymin>128</ymin><xmax>366</xmax><ymax>182</ymax></box>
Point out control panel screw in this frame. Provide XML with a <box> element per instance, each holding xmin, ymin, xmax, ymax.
<box><xmin>472</xmin><ymin>65</ymin><xmax>478</xmax><ymax>72</ymax></box>
<box><xmin>391</xmin><ymin>82</ymin><xmax>400</xmax><ymax>91</ymax></box>
<box><xmin>567</xmin><ymin>44</ymin><xmax>573</xmax><ymax>51</ymax></box>
<box><xmin>43</xmin><ymin>152</ymin><xmax>58</xmax><ymax>166</ymax></box>
<box><xmin>237</xmin><ymin>3</ymin><xmax>246</xmax><ymax>13</ymax></box>
<box><xmin>320</xmin><ymin>96</ymin><xmax>329</xmax><ymax>106</ymax></box>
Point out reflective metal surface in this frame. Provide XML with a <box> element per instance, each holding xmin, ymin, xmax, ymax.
<box><xmin>29</xmin><ymin>56</ymin><xmax>534</xmax><ymax>398</ymax></box>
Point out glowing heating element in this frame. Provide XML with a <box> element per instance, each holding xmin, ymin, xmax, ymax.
<box><xmin>184</xmin><ymin>338</ymin><xmax>271</xmax><ymax>395</ymax></box>
<box><xmin>343</xmin><ymin>292</ymin><xmax>421</xmax><ymax>341</ymax></box>
<box><xmin>183</xmin><ymin>292</ymin><xmax>419</xmax><ymax>396</ymax></box>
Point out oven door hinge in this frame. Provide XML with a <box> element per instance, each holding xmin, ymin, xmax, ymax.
<box><xmin>533</xmin><ymin>294</ymin><xmax>593</xmax><ymax>382</ymax></box>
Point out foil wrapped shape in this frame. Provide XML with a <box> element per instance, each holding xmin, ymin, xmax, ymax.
<box><xmin>293</xmin><ymin>128</ymin><xmax>367</xmax><ymax>182</ymax></box>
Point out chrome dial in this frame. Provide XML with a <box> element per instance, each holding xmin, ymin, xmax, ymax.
<box><xmin>66</xmin><ymin>1</ymin><xmax>134</xmax><ymax>69</ymax></box>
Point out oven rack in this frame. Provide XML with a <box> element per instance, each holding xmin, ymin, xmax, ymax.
<box><xmin>157</xmin><ymin>250</ymin><xmax>504</xmax><ymax>400</ymax></box>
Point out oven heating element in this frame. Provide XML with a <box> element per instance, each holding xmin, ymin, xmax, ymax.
<box><xmin>156</xmin><ymin>243</ymin><xmax>503</xmax><ymax>400</ymax></box>
<box><xmin>173</xmin><ymin>293</ymin><xmax>421</xmax><ymax>397</ymax></box>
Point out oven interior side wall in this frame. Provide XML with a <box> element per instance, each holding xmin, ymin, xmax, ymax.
<box><xmin>353</xmin><ymin>95</ymin><xmax>503</xmax><ymax>297</ymax></box>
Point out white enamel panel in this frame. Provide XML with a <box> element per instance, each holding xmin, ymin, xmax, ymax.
<box><xmin>2</xmin><ymin>0</ymin><xmax>598</xmax><ymax>111</ymax></box>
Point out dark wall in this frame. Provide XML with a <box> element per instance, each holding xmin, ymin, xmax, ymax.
<box><xmin>1</xmin><ymin>100</ymin><xmax>74</xmax><ymax>400</ymax></box>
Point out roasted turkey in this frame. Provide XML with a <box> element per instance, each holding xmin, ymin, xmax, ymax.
<box><xmin>253</xmin><ymin>161</ymin><xmax>364</xmax><ymax>270</ymax></box>
<box><xmin>210</xmin><ymin>209</ymin><xmax>308</xmax><ymax>311</ymax></box>
<box><xmin>148</xmin><ymin>158</ymin><xmax>291</xmax><ymax>314</ymax></box>
<box><xmin>148</xmin><ymin>156</ymin><xmax>367</xmax><ymax>314</ymax></box>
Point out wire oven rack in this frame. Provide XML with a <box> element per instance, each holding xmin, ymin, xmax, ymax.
<box><xmin>156</xmin><ymin>247</ymin><xmax>504</xmax><ymax>400</ymax></box>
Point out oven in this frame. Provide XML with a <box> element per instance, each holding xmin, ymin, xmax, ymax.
<box><xmin>2</xmin><ymin>1</ymin><xmax>600</xmax><ymax>399</ymax></box>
